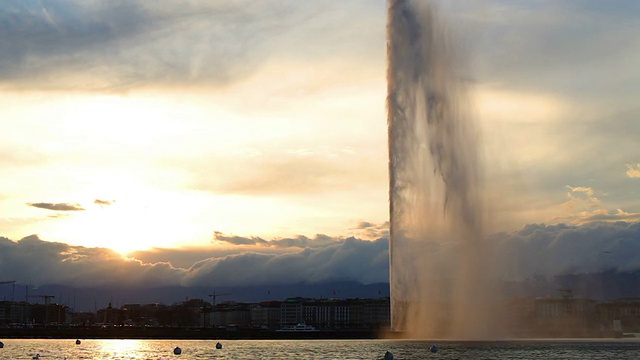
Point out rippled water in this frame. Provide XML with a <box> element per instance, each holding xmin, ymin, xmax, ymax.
<box><xmin>1</xmin><ymin>339</ymin><xmax>639</xmax><ymax>359</ymax></box>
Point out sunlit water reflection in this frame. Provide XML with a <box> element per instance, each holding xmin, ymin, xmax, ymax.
<box><xmin>0</xmin><ymin>339</ymin><xmax>639</xmax><ymax>359</ymax></box>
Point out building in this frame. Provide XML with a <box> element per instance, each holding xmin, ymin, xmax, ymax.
<box><xmin>250</xmin><ymin>301</ymin><xmax>281</xmax><ymax>329</ymax></box>
<box><xmin>0</xmin><ymin>301</ymin><xmax>28</xmax><ymax>324</ymax></box>
<box><xmin>280</xmin><ymin>297</ymin><xmax>305</xmax><ymax>326</ymax></box>
<box><xmin>597</xmin><ymin>298</ymin><xmax>640</xmax><ymax>333</ymax></box>
<box><xmin>279</xmin><ymin>297</ymin><xmax>390</xmax><ymax>330</ymax></box>
<box><xmin>209</xmin><ymin>302</ymin><xmax>251</xmax><ymax>328</ymax></box>
<box><xmin>534</xmin><ymin>296</ymin><xmax>598</xmax><ymax>337</ymax></box>
<box><xmin>0</xmin><ymin>301</ymin><xmax>69</xmax><ymax>326</ymax></box>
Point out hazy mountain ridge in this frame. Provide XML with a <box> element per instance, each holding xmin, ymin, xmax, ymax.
<box><xmin>0</xmin><ymin>281</ymin><xmax>390</xmax><ymax>312</ymax></box>
<box><xmin>3</xmin><ymin>270</ymin><xmax>639</xmax><ymax>313</ymax></box>
<box><xmin>507</xmin><ymin>270</ymin><xmax>640</xmax><ymax>300</ymax></box>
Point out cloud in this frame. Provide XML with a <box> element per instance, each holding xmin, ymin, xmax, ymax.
<box><xmin>94</xmin><ymin>199</ymin><xmax>115</xmax><ymax>206</ymax></box>
<box><xmin>264</xmin><ymin>234</ymin><xmax>336</xmax><ymax>249</ymax></box>
<box><xmin>0</xmin><ymin>1</ymin><xmax>280</xmax><ymax>90</ymax></box>
<box><xmin>0</xmin><ymin>0</ymin><xmax>384</xmax><ymax>91</ymax></box>
<box><xmin>128</xmin><ymin>246</ymin><xmax>292</xmax><ymax>269</ymax></box>
<box><xmin>213</xmin><ymin>232</ymin><xmax>354</xmax><ymax>249</ymax></box>
<box><xmin>566</xmin><ymin>186</ymin><xmax>595</xmax><ymax>198</ymax></box>
<box><xmin>0</xmin><ymin>235</ymin><xmax>182</xmax><ymax>288</ymax></box>
<box><xmin>215</xmin><ymin>157</ymin><xmax>346</xmax><ymax>195</ymax></box>
<box><xmin>0</xmin><ymin>233</ymin><xmax>389</xmax><ymax>288</ymax></box>
<box><xmin>213</xmin><ymin>231</ymin><xmax>268</xmax><ymax>246</ymax></box>
<box><xmin>27</xmin><ymin>202</ymin><xmax>84</xmax><ymax>211</ymax></box>
<box><xmin>1</xmin><ymin>221</ymin><xmax>640</xmax><ymax>291</ymax></box>
<box><xmin>555</xmin><ymin>185</ymin><xmax>640</xmax><ymax>225</ymax></box>
<box><xmin>467</xmin><ymin>1</ymin><xmax>640</xmax><ymax>100</ymax></box>
<box><xmin>350</xmin><ymin>221</ymin><xmax>389</xmax><ymax>240</ymax></box>
<box><xmin>627</xmin><ymin>163</ymin><xmax>640</xmax><ymax>178</ymax></box>
<box><xmin>562</xmin><ymin>185</ymin><xmax>599</xmax><ymax>211</ymax></box>
<box><xmin>191</xmin><ymin>147</ymin><xmax>383</xmax><ymax>197</ymax></box>
<box><xmin>581</xmin><ymin>209</ymin><xmax>640</xmax><ymax>223</ymax></box>
<box><xmin>47</xmin><ymin>213</ymin><xmax>71</xmax><ymax>219</ymax></box>
<box><xmin>184</xmin><ymin>237</ymin><xmax>389</xmax><ymax>286</ymax></box>
<box><xmin>492</xmin><ymin>221</ymin><xmax>640</xmax><ymax>280</ymax></box>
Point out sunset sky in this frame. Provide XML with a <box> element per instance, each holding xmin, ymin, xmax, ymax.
<box><xmin>1</xmin><ymin>0</ymin><xmax>639</xmax><ymax>290</ymax></box>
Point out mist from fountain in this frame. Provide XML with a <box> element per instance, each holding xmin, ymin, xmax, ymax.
<box><xmin>387</xmin><ymin>0</ymin><xmax>500</xmax><ymax>339</ymax></box>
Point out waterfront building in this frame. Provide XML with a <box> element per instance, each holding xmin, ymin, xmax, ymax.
<box><xmin>534</xmin><ymin>296</ymin><xmax>598</xmax><ymax>337</ymax></box>
<box><xmin>1</xmin><ymin>301</ymin><xmax>69</xmax><ymax>326</ymax></box>
<box><xmin>250</xmin><ymin>301</ymin><xmax>281</xmax><ymax>329</ymax></box>
<box><xmin>280</xmin><ymin>297</ymin><xmax>305</xmax><ymax>326</ymax></box>
<box><xmin>280</xmin><ymin>297</ymin><xmax>390</xmax><ymax>330</ymax></box>
<box><xmin>597</xmin><ymin>298</ymin><xmax>640</xmax><ymax>333</ymax></box>
<box><xmin>0</xmin><ymin>301</ymin><xmax>27</xmax><ymax>324</ymax></box>
<box><xmin>209</xmin><ymin>302</ymin><xmax>251</xmax><ymax>328</ymax></box>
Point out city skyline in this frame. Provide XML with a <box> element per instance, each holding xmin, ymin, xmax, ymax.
<box><xmin>1</xmin><ymin>1</ymin><xmax>640</xmax><ymax>291</ymax></box>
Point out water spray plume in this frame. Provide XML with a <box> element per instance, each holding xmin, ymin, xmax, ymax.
<box><xmin>387</xmin><ymin>0</ymin><xmax>500</xmax><ymax>339</ymax></box>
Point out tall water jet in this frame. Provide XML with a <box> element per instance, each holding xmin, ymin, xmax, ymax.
<box><xmin>387</xmin><ymin>0</ymin><xmax>495</xmax><ymax>338</ymax></box>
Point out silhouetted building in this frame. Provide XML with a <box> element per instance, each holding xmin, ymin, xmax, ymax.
<box><xmin>0</xmin><ymin>301</ymin><xmax>26</xmax><ymax>324</ymax></box>
<box><xmin>504</xmin><ymin>297</ymin><xmax>537</xmax><ymax>336</ymax></box>
<box><xmin>97</xmin><ymin>302</ymin><xmax>125</xmax><ymax>325</ymax></box>
<box><xmin>534</xmin><ymin>296</ymin><xmax>598</xmax><ymax>337</ymax></box>
<box><xmin>209</xmin><ymin>302</ymin><xmax>251</xmax><ymax>328</ymax></box>
<box><xmin>278</xmin><ymin>297</ymin><xmax>390</xmax><ymax>330</ymax></box>
<box><xmin>280</xmin><ymin>297</ymin><xmax>305</xmax><ymax>326</ymax></box>
<box><xmin>360</xmin><ymin>298</ymin><xmax>391</xmax><ymax>329</ymax></box>
<box><xmin>25</xmin><ymin>303</ymin><xmax>69</xmax><ymax>325</ymax></box>
<box><xmin>597</xmin><ymin>298</ymin><xmax>640</xmax><ymax>333</ymax></box>
<box><xmin>250</xmin><ymin>301</ymin><xmax>281</xmax><ymax>329</ymax></box>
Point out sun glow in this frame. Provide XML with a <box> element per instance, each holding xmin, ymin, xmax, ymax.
<box><xmin>476</xmin><ymin>88</ymin><xmax>568</xmax><ymax>124</ymax></box>
<box><xmin>96</xmin><ymin>339</ymin><xmax>144</xmax><ymax>355</ymax></box>
<box><xmin>41</xmin><ymin>178</ymin><xmax>207</xmax><ymax>254</ymax></box>
<box><xmin>2</xmin><ymin>80</ymin><xmax>388</xmax><ymax>252</ymax></box>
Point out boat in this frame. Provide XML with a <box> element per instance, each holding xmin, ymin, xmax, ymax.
<box><xmin>276</xmin><ymin>323</ymin><xmax>319</xmax><ymax>332</ymax></box>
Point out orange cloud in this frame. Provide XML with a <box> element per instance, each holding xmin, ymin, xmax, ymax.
<box><xmin>626</xmin><ymin>163</ymin><xmax>640</xmax><ymax>178</ymax></box>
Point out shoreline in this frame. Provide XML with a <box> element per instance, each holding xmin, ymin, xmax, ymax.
<box><xmin>0</xmin><ymin>327</ymin><xmax>383</xmax><ymax>340</ymax></box>
<box><xmin>0</xmin><ymin>328</ymin><xmax>630</xmax><ymax>341</ymax></box>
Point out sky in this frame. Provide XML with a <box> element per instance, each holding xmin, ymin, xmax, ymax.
<box><xmin>1</xmin><ymin>0</ymin><xmax>640</xmax><ymax>292</ymax></box>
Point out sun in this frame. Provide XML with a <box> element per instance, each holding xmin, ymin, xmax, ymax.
<box><xmin>42</xmin><ymin>177</ymin><xmax>205</xmax><ymax>255</ymax></box>
<box><xmin>21</xmin><ymin>93</ymin><xmax>214</xmax><ymax>254</ymax></box>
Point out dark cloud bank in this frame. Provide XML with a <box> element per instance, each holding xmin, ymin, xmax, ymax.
<box><xmin>0</xmin><ymin>0</ymin><xmax>381</xmax><ymax>91</ymax></box>
<box><xmin>0</xmin><ymin>0</ymin><xmax>269</xmax><ymax>90</ymax></box>
<box><xmin>1</xmin><ymin>221</ymin><xmax>639</xmax><ymax>311</ymax></box>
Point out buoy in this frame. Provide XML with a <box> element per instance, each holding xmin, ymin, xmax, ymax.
<box><xmin>215</xmin><ymin>342</ymin><xmax>222</xmax><ymax>349</ymax></box>
<box><xmin>76</xmin><ymin>339</ymin><xmax>81</xmax><ymax>345</ymax></box>
<box><xmin>430</xmin><ymin>345</ymin><xmax>438</xmax><ymax>353</ymax></box>
<box><xmin>173</xmin><ymin>346</ymin><xmax>182</xmax><ymax>355</ymax></box>
<box><xmin>0</xmin><ymin>341</ymin><xmax>4</xmax><ymax>348</ymax></box>
<box><xmin>384</xmin><ymin>350</ymin><xmax>394</xmax><ymax>360</ymax></box>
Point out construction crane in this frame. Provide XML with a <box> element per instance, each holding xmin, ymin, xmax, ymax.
<box><xmin>27</xmin><ymin>294</ymin><xmax>56</xmax><ymax>326</ymax></box>
<box><xmin>28</xmin><ymin>294</ymin><xmax>55</xmax><ymax>305</ymax></box>
<box><xmin>0</xmin><ymin>280</ymin><xmax>16</xmax><ymax>302</ymax></box>
<box><xmin>208</xmin><ymin>291</ymin><xmax>231</xmax><ymax>306</ymax></box>
<box><xmin>558</xmin><ymin>288</ymin><xmax>574</xmax><ymax>299</ymax></box>
<box><xmin>202</xmin><ymin>291</ymin><xmax>232</xmax><ymax>329</ymax></box>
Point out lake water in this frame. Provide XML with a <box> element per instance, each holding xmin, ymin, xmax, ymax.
<box><xmin>1</xmin><ymin>338</ymin><xmax>640</xmax><ymax>359</ymax></box>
